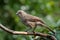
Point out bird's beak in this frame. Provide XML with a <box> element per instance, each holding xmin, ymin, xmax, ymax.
<box><xmin>16</xmin><ymin>12</ymin><xmax>18</xmax><ymax>15</ymax></box>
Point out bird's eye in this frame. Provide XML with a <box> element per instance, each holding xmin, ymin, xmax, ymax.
<box><xmin>16</xmin><ymin>10</ymin><xmax>23</xmax><ymax>15</ymax></box>
<box><xmin>16</xmin><ymin>12</ymin><xmax>21</xmax><ymax>15</ymax></box>
<box><xmin>18</xmin><ymin>12</ymin><xmax>22</xmax><ymax>14</ymax></box>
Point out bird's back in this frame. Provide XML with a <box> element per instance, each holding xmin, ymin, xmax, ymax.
<box><xmin>23</xmin><ymin>13</ymin><xmax>45</xmax><ymax>24</ymax></box>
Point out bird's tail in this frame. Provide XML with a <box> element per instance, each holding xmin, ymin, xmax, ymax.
<box><xmin>37</xmin><ymin>22</ymin><xmax>55</xmax><ymax>35</ymax></box>
<box><xmin>44</xmin><ymin>25</ymin><xmax>55</xmax><ymax>34</ymax></box>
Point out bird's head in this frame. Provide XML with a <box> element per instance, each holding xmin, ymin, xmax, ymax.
<box><xmin>16</xmin><ymin>10</ymin><xmax>27</xmax><ymax>18</ymax></box>
<box><xmin>16</xmin><ymin>10</ymin><xmax>24</xmax><ymax>15</ymax></box>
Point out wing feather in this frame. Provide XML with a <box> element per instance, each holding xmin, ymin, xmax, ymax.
<box><xmin>24</xmin><ymin>14</ymin><xmax>45</xmax><ymax>24</ymax></box>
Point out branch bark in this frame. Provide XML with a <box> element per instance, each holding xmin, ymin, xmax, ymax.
<box><xmin>0</xmin><ymin>24</ymin><xmax>56</xmax><ymax>40</ymax></box>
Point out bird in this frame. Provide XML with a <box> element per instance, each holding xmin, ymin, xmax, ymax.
<box><xmin>16</xmin><ymin>10</ymin><xmax>55</xmax><ymax>34</ymax></box>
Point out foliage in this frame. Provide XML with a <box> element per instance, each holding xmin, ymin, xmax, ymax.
<box><xmin>0</xmin><ymin>0</ymin><xmax>60</xmax><ymax>40</ymax></box>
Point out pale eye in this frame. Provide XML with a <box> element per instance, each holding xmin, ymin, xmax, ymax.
<box><xmin>19</xmin><ymin>12</ymin><xmax>22</xmax><ymax>14</ymax></box>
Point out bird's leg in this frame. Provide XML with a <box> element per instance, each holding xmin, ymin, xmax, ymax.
<box><xmin>32</xmin><ymin>26</ymin><xmax>36</xmax><ymax>33</ymax></box>
<box><xmin>32</xmin><ymin>22</ymin><xmax>37</xmax><ymax>33</ymax></box>
<box><xmin>25</xmin><ymin>27</ymin><xmax>32</xmax><ymax>32</ymax></box>
<box><xmin>32</xmin><ymin>23</ymin><xmax>37</xmax><ymax>38</ymax></box>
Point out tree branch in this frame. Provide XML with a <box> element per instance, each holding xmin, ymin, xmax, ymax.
<box><xmin>0</xmin><ymin>24</ymin><xmax>56</xmax><ymax>40</ymax></box>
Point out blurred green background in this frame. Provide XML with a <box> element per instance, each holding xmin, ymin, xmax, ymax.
<box><xmin>0</xmin><ymin>0</ymin><xmax>60</xmax><ymax>40</ymax></box>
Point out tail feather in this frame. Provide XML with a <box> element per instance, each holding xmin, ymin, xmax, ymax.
<box><xmin>45</xmin><ymin>25</ymin><xmax>55</xmax><ymax>34</ymax></box>
<box><xmin>37</xmin><ymin>22</ymin><xmax>55</xmax><ymax>34</ymax></box>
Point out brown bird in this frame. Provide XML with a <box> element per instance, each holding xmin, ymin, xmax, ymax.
<box><xmin>16</xmin><ymin>10</ymin><xmax>55</xmax><ymax>34</ymax></box>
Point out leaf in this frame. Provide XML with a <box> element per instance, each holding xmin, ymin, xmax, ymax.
<box><xmin>56</xmin><ymin>31</ymin><xmax>60</xmax><ymax>40</ymax></box>
<box><xmin>56</xmin><ymin>19</ymin><xmax>60</xmax><ymax>27</ymax></box>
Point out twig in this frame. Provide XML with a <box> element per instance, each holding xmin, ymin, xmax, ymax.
<box><xmin>0</xmin><ymin>24</ymin><xmax>56</xmax><ymax>40</ymax></box>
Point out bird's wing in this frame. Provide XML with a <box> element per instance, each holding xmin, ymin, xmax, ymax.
<box><xmin>25</xmin><ymin>14</ymin><xmax>45</xmax><ymax>24</ymax></box>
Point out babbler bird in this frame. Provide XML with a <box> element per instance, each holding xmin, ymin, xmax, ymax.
<box><xmin>16</xmin><ymin>10</ymin><xmax>55</xmax><ymax>34</ymax></box>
